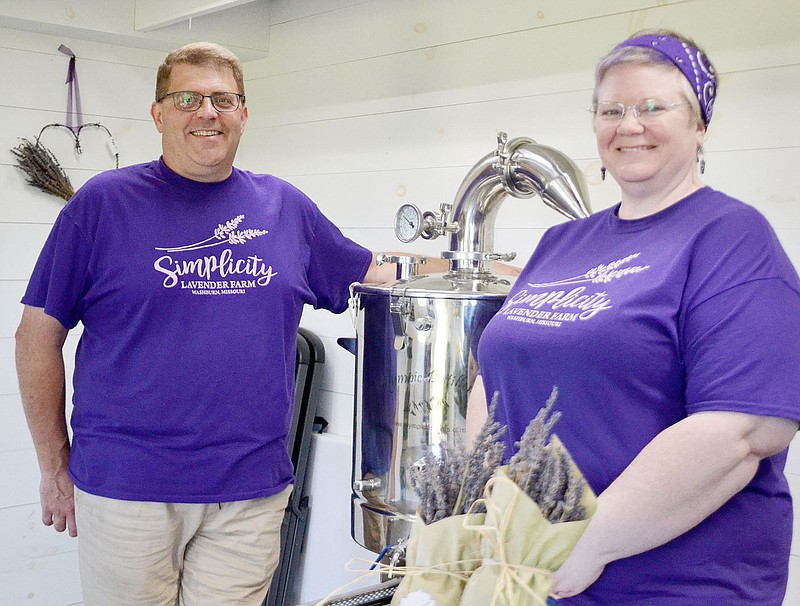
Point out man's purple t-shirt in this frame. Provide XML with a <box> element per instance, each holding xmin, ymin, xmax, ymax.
<box><xmin>477</xmin><ymin>187</ymin><xmax>800</xmax><ymax>604</ymax></box>
<box><xmin>23</xmin><ymin>159</ymin><xmax>372</xmax><ymax>503</ymax></box>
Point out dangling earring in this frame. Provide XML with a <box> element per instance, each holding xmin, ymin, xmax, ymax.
<box><xmin>697</xmin><ymin>148</ymin><xmax>706</xmax><ymax>175</ymax></box>
<box><xmin>600</xmin><ymin>166</ymin><xmax>606</xmax><ymax>181</ymax></box>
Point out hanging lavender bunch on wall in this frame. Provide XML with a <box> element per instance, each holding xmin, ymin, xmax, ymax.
<box><xmin>10</xmin><ymin>138</ymin><xmax>74</xmax><ymax>202</ymax></box>
<box><xmin>9</xmin><ymin>44</ymin><xmax>122</xmax><ymax>203</ymax></box>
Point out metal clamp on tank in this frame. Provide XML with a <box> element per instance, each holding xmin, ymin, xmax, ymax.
<box><xmin>441</xmin><ymin>249</ymin><xmax>517</xmax><ymax>265</ymax></box>
<box><xmin>388</xmin><ymin>289</ymin><xmax>411</xmax><ymax>351</ymax></box>
<box><xmin>375</xmin><ymin>254</ymin><xmax>425</xmax><ymax>350</ymax></box>
<box><xmin>373</xmin><ymin>254</ymin><xmax>426</xmax><ymax>350</ymax></box>
<box><xmin>375</xmin><ymin>253</ymin><xmax>427</xmax><ymax>351</ymax></box>
<box><xmin>495</xmin><ymin>131</ymin><xmax>537</xmax><ymax>198</ymax></box>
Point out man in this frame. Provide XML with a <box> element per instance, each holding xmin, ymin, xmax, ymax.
<box><xmin>15</xmin><ymin>42</ymin><xmax>414</xmax><ymax>605</ymax></box>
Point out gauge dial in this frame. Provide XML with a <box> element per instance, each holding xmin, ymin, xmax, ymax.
<box><xmin>394</xmin><ymin>203</ymin><xmax>423</xmax><ymax>243</ymax></box>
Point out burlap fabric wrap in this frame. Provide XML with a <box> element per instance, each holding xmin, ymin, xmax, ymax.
<box><xmin>459</xmin><ymin>447</ymin><xmax>597</xmax><ymax>605</ymax></box>
<box><xmin>389</xmin><ymin>512</ymin><xmax>485</xmax><ymax>605</ymax></box>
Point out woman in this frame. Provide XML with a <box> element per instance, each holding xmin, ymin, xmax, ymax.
<box><xmin>468</xmin><ymin>30</ymin><xmax>800</xmax><ymax>604</ymax></box>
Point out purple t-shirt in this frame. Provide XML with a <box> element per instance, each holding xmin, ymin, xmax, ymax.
<box><xmin>477</xmin><ymin>187</ymin><xmax>800</xmax><ymax>604</ymax></box>
<box><xmin>23</xmin><ymin>159</ymin><xmax>372</xmax><ymax>503</ymax></box>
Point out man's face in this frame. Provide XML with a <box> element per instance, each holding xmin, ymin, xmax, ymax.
<box><xmin>150</xmin><ymin>63</ymin><xmax>248</xmax><ymax>182</ymax></box>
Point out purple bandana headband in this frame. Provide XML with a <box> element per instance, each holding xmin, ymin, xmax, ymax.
<box><xmin>615</xmin><ymin>34</ymin><xmax>717</xmax><ymax>126</ymax></box>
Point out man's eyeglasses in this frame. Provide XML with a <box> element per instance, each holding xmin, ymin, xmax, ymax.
<box><xmin>590</xmin><ymin>99</ymin><xmax>690</xmax><ymax>125</ymax></box>
<box><xmin>157</xmin><ymin>91</ymin><xmax>245</xmax><ymax>112</ymax></box>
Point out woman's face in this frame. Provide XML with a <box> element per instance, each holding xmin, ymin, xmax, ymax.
<box><xmin>594</xmin><ymin>63</ymin><xmax>705</xmax><ymax>198</ymax></box>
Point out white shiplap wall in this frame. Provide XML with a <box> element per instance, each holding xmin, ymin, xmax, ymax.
<box><xmin>0</xmin><ymin>28</ymin><xmax>164</xmax><ymax>606</ymax></box>
<box><xmin>242</xmin><ymin>0</ymin><xmax>800</xmax><ymax>602</ymax></box>
<box><xmin>0</xmin><ymin>0</ymin><xmax>798</xmax><ymax>604</ymax></box>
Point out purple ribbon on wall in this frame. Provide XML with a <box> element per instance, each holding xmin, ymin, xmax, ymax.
<box><xmin>58</xmin><ymin>44</ymin><xmax>83</xmax><ymax>135</ymax></box>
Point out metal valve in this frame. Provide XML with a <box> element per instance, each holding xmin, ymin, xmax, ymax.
<box><xmin>414</xmin><ymin>316</ymin><xmax>433</xmax><ymax>331</ymax></box>
<box><xmin>353</xmin><ymin>477</ymin><xmax>382</xmax><ymax>491</ymax></box>
<box><xmin>376</xmin><ymin>253</ymin><xmax>427</xmax><ymax>281</ymax></box>
<box><xmin>420</xmin><ymin>202</ymin><xmax>459</xmax><ymax>240</ymax></box>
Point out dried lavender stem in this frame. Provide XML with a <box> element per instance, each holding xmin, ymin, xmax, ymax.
<box><xmin>10</xmin><ymin>138</ymin><xmax>74</xmax><ymax>201</ymax></box>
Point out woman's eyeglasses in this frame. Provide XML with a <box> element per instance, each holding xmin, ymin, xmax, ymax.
<box><xmin>590</xmin><ymin>99</ymin><xmax>690</xmax><ymax>125</ymax></box>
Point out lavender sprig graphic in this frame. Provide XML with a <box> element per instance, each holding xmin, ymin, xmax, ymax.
<box><xmin>227</xmin><ymin>229</ymin><xmax>269</xmax><ymax>245</ymax></box>
<box><xmin>215</xmin><ymin>215</ymin><xmax>245</xmax><ymax>239</ymax></box>
<box><xmin>530</xmin><ymin>253</ymin><xmax>649</xmax><ymax>288</ymax></box>
<box><xmin>155</xmin><ymin>215</ymin><xmax>268</xmax><ymax>252</ymax></box>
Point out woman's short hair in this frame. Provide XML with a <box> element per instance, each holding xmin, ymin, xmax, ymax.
<box><xmin>593</xmin><ymin>29</ymin><xmax>716</xmax><ymax>128</ymax></box>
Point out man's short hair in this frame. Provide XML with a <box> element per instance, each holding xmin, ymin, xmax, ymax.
<box><xmin>155</xmin><ymin>42</ymin><xmax>244</xmax><ymax>100</ymax></box>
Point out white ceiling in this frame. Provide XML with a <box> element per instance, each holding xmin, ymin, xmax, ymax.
<box><xmin>0</xmin><ymin>0</ymin><xmax>271</xmax><ymax>61</ymax></box>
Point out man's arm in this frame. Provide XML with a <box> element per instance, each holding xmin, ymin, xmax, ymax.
<box><xmin>362</xmin><ymin>252</ymin><xmax>520</xmax><ymax>285</ymax></box>
<box><xmin>15</xmin><ymin>305</ymin><xmax>76</xmax><ymax>536</ymax></box>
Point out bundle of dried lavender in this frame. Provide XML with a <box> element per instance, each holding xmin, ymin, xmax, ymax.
<box><xmin>453</xmin><ymin>394</ymin><xmax>506</xmax><ymax>516</ymax></box>
<box><xmin>410</xmin><ymin>444</ymin><xmax>465</xmax><ymax>524</ymax></box>
<box><xmin>410</xmin><ymin>396</ymin><xmax>506</xmax><ymax>524</ymax></box>
<box><xmin>410</xmin><ymin>388</ymin><xmax>586</xmax><ymax>525</ymax></box>
<box><xmin>10</xmin><ymin>138</ymin><xmax>74</xmax><ymax>201</ymax></box>
<box><xmin>508</xmin><ymin>386</ymin><xmax>586</xmax><ymax>523</ymax></box>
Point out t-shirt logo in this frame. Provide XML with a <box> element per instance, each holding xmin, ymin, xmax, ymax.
<box><xmin>499</xmin><ymin>253</ymin><xmax>650</xmax><ymax>327</ymax></box>
<box><xmin>152</xmin><ymin>215</ymin><xmax>277</xmax><ymax>295</ymax></box>
<box><xmin>154</xmin><ymin>214</ymin><xmax>268</xmax><ymax>253</ymax></box>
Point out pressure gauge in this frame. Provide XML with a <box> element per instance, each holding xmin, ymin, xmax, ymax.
<box><xmin>394</xmin><ymin>203</ymin><xmax>424</xmax><ymax>243</ymax></box>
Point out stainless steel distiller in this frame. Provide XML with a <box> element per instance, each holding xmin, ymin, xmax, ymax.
<box><xmin>349</xmin><ymin>133</ymin><xmax>592</xmax><ymax>555</ymax></box>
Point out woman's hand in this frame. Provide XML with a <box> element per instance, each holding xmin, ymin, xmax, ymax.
<box><xmin>549</xmin><ymin>548</ymin><xmax>605</xmax><ymax>599</ymax></box>
<box><xmin>548</xmin><ymin>411</ymin><xmax>798</xmax><ymax>600</ymax></box>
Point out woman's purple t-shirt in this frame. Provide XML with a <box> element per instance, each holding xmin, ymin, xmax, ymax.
<box><xmin>477</xmin><ymin>187</ymin><xmax>800</xmax><ymax>604</ymax></box>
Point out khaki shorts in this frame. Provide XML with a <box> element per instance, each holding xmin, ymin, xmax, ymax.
<box><xmin>75</xmin><ymin>485</ymin><xmax>292</xmax><ymax>606</ymax></box>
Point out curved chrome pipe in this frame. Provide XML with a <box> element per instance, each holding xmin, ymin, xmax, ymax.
<box><xmin>507</xmin><ymin>138</ymin><xmax>592</xmax><ymax>221</ymax></box>
<box><xmin>446</xmin><ymin>133</ymin><xmax>591</xmax><ymax>276</ymax></box>
<box><xmin>445</xmin><ymin>151</ymin><xmax>508</xmax><ymax>274</ymax></box>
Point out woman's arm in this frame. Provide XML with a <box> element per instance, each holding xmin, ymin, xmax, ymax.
<box><xmin>465</xmin><ymin>375</ymin><xmax>489</xmax><ymax>449</ymax></box>
<box><xmin>550</xmin><ymin>410</ymin><xmax>798</xmax><ymax>598</ymax></box>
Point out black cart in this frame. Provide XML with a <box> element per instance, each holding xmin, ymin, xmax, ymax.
<box><xmin>264</xmin><ymin>328</ymin><xmax>325</xmax><ymax>606</ymax></box>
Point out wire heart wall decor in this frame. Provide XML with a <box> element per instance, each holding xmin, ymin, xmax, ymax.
<box><xmin>9</xmin><ymin>44</ymin><xmax>120</xmax><ymax>202</ymax></box>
